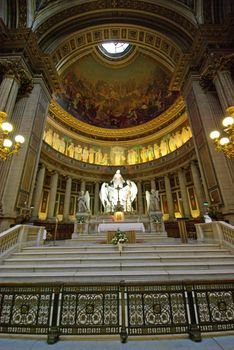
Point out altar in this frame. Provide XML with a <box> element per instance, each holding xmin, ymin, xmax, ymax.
<box><xmin>98</xmin><ymin>222</ymin><xmax>145</xmax><ymax>244</ymax></box>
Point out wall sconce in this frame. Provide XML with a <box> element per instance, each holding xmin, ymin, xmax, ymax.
<box><xmin>0</xmin><ymin>111</ymin><xmax>25</xmax><ymax>161</ymax></box>
<box><xmin>209</xmin><ymin>116</ymin><xmax>234</xmax><ymax>158</ymax></box>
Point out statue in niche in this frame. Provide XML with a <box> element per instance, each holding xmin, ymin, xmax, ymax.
<box><xmin>67</xmin><ymin>142</ymin><xmax>75</xmax><ymax>158</ymax></box>
<box><xmin>145</xmin><ymin>189</ymin><xmax>160</xmax><ymax>212</ymax></box>
<box><xmin>153</xmin><ymin>143</ymin><xmax>161</xmax><ymax>159</ymax></box>
<box><xmin>99</xmin><ymin>171</ymin><xmax>138</xmax><ymax>213</ymax></box>
<box><xmin>77</xmin><ymin>190</ymin><xmax>90</xmax><ymax>213</ymax></box>
<box><xmin>44</xmin><ymin>128</ymin><xmax>53</xmax><ymax>145</ymax></box>
<box><xmin>82</xmin><ymin>146</ymin><xmax>89</xmax><ymax>162</ymax></box>
<box><xmin>74</xmin><ymin>145</ymin><xmax>83</xmax><ymax>161</ymax></box>
<box><xmin>58</xmin><ymin>138</ymin><xmax>66</xmax><ymax>154</ymax></box>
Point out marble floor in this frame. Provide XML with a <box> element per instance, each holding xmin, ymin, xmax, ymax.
<box><xmin>0</xmin><ymin>335</ymin><xmax>234</xmax><ymax>350</ymax></box>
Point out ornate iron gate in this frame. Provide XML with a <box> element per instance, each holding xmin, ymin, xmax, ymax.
<box><xmin>0</xmin><ymin>281</ymin><xmax>234</xmax><ymax>343</ymax></box>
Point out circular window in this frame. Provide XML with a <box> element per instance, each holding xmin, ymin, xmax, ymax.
<box><xmin>98</xmin><ymin>42</ymin><xmax>133</xmax><ymax>59</ymax></box>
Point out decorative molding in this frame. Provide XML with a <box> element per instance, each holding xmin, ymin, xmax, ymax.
<box><xmin>49</xmin><ymin>96</ymin><xmax>186</xmax><ymax>141</ymax></box>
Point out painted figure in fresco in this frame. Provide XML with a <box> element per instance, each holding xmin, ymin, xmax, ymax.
<box><xmin>95</xmin><ymin>148</ymin><xmax>103</xmax><ymax>164</ymax></box>
<box><xmin>159</xmin><ymin>139</ymin><xmax>169</xmax><ymax>157</ymax></box>
<box><xmin>101</xmin><ymin>153</ymin><xmax>108</xmax><ymax>165</ymax></box>
<box><xmin>147</xmin><ymin>145</ymin><xmax>154</xmax><ymax>161</ymax></box>
<box><xmin>44</xmin><ymin>128</ymin><xmax>53</xmax><ymax>145</ymax></box>
<box><xmin>174</xmin><ymin>130</ymin><xmax>183</xmax><ymax>148</ymax></box>
<box><xmin>89</xmin><ymin>148</ymin><xmax>95</xmax><ymax>163</ymax></box>
<box><xmin>168</xmin><ymin>133</ymin><xmax>177</xmax><ymax>152</ymax></box>
<box><xmin>153</xmin><ymin>143</ymin><xmax>161</xmax><ymax>159</ymax></box>
<box><xmin>140</xmin><ymin>147</ymin><xmax>148</xmax><ymax>163</ymax></box>
<box><xmin>181</xmin><ymin>126</ymin><xmax>192</xmax><ymax>144</ymax></box>
<box><xmin>58</xmin><ymin>138</ymin><xmax>66</xmax><ymax>154</ymax></box>
<box><xmin>67</xmin><ymin>142</ymin><xmax>75</xmax><ymax>158</ymax></box>
<box><xmin>52</xmin><ymin>132</ymin><xmax>60</xmax><ymax>150</ymax></box>
<box><xmin>74</xmin><ymin>145</ymin><xmax>83</xmax><ymax>161</ymax></box>
<box><xmin>82</xmin><ymin>146</ymin><xmax>89</xmax><ymax>162</ymax></box>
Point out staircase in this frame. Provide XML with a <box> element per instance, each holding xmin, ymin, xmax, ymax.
<box><xmin>1</xmin><ymin>235</ymin><xmax>234</xmax><ymax>282</ymax></box>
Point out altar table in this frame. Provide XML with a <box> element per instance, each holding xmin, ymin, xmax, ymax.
<box><xmin>98</xmin><ymin>223</ymin><xmax>145</xmax><ymax>244</ymax></box>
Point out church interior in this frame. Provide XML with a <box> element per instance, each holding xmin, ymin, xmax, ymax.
<box><xmin>0</xmin><ymin>0</ymin><xmax>234</xmax><ymax>348</ymax></box>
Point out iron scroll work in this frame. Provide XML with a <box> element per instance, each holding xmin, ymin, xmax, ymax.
<box><xmin>0</xmin><ymin>281</ymin><xmax>234</xmax><ymax>343</ymax></box>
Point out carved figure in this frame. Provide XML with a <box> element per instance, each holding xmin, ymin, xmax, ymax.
<box><xmin>145</xmin><ymin>189</ymin><xmax>160</xmax><ymax>212</ymax></box>
<box><xmin>77</xmin><ymin>190</ymin><xmax>90</xmax><ymax>212</ymax></box>
<box><xmin>111</xmin><ymin>169</ymin><xmax>125</xmax><ymax>188</ymax></box>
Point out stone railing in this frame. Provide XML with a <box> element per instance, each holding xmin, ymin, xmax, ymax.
<box><xmin>0</xmin><ymin>224</ymin><xmax>45</xmax><ymax>262</ymax></box>
<box><xmin>195</xmin><ymin>221</ymin><xmax>234</xmax><ymax>249</ymax></box>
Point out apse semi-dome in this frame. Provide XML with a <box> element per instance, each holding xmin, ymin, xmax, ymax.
<box><xmin>56</xmin><ymin>51</ymin><xmax>179</xmax><ymax>129</ymax></box>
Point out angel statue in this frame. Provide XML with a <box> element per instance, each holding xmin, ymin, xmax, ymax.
<box><xmin>99</xmin><ymin>179</ymin><xmax>138</xmax><ymax>213</ymax></box>
<box><xmin>146</xmin><ymin>189</ymin><xmax>160</xmax><ymax>212</ymax></box>
<box><xmin>77</xmin><ymin>190</ymin><xmax>90</xmax><ymax>213</ymax></box>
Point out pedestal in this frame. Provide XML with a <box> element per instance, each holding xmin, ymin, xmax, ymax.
<box><xmin>149</xmin><ymin>211</ymin><xmax>165</xmax><ymax>233</ymax></box>
<box><xmin>72</xmin><ymin>212</ymin><xmax>90</xmax><ymax>238</ymax></box>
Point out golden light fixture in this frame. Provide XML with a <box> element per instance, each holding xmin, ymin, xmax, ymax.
<box><xmin>209</xmin><ymin>115</ymin><xmax>234</xmax><ymax>158</ymax></box>
<box><xmin>0</xmin><ymin>111</ymin><xmax>25</xmax><ymax>161</ymax></box>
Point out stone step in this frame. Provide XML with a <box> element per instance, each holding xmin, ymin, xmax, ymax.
<box><xmin>12</xmin><ymin>248</ymin><xmax>230</xmax><ymax>259</ymax></box>
<box><xmin>4</xmin><ymin>254</ymin><xmax>234</xmax><ymax>265</ymax></box>
<box><xmin>1</xmin><ymin>261</ymin><xmax>234</xmax><ymax>273</ymax></box>
<box><xmin>0</xmin><ymin>269</ymin><xmax>233</xmax><ymax>283</ymax></box>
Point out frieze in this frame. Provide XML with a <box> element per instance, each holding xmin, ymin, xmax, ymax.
<box><xmin>40</xmin><ymin>139</ymin><xmax>195</xmax><ymax>181</ymax></box>
<box><xmin>49</xmin><ymin>97</ymin><xmax>186</xmax><ymax>141</ymax></box>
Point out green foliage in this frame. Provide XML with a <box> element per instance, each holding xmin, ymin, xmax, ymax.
<box><xmin>111</xmin><ymin>229</ymin><xmax>128</xmax><ymax>245</ymax></box>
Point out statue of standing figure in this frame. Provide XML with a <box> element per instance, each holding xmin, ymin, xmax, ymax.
<box><xmin>77</xmin><ymin>190</ymin><xmax>90</xmax><ymax>212</ymax></box>
<box><xmin>99</xmin><ymin>170</ymin><xmax>138</xmax><ymax>213</ymax></box>
<box><xmin>145</xmin><ymin>189</ymin><xmax>160</xmax><ymax>212</ymax></box>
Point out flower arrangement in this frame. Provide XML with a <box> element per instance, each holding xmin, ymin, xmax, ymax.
<box><xmin>152</xmin><ymin>214</ymin><xmax>162</xmax><ymax>223</ymax></box>
<box><xmin>77</xmin><ymin>216</ymin><xmax>85</xmax><ymax>223</ymax></box>
<box><xmin>111</xmin><ymin>229</ymin><xmax>128</xmax><ymax>245</ymax></box>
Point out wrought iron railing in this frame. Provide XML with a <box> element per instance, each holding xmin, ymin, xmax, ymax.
<box><xmin>0</xmin><ymin>280</ymin><xmax>234</xmax><ymax>344</ymax></box>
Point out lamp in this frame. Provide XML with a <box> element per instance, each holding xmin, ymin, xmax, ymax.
<box><xmin>209</xmin><ymin>115</ymin><xmax>234</xmax><ymax>158</ymax></box>
<box><xmin>0</xmin><ymin>111</ymin><xmax>25</xmax><ymax>161</ymax></box>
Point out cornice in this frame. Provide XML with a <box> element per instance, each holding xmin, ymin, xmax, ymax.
<box><xmin>49</xmin><ymin>96</ymin><xmax>185</xmax><ymax>141</ymax></box>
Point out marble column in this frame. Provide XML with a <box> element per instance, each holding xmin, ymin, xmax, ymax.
<box><xmin>164</xmin><ymin>174</ymin><xmax>174</xmax><ymax>220</ymax></box>
<box><xmin>94</xmin><ymin>182</ymin><xmax>100</xmax><ymax>215</ymax></box>
<box><xmin>190</xmin><ymin>161</ymin><xmax>205</xmax><ymax>215</ymax></box>
<box><xmin>151</xmin><ymin>178</ymin><xmax>156</xmax><ymax>190</ymax></box>
<box><xmin>213</xmin><ymin>70</ymin><xmax>234</xmax><ymax>114</ymax></box>
<box><xmin>137</xmin><ymin>181</ymin><xmax>143</xmax><ymax>214</ymax></box>
<box><xmin>0</xmin><ymin>75</ymin><xmax>20</xmax><ymax>116</ymax></box>
<box><xmin>63</xmin><ymin>176</ymin><xmax>72</xmax><ymax>221</ymax></box>
<box><xmin>184</xmin><ymin>74</ymin><xmax>234</xmax><ymax>222</ymax></box>
<box><xmin>47</xmin><ymin>172</ymin><xmax>59</xmax><ymax>220</ymax></box>
<box><xmin>0</xmin><ymin>75</ymin><xmax>20</xmax><ymax>205</ymax></box>
<box><xmin>31</xmin><ymin>164</ymin><xmax>46</xmax><ymax>219</ymax></box>
<box><xmin>178</xmin><ymin>168</ymin><xmax>191</xmax><ymax>218</ymax></box>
